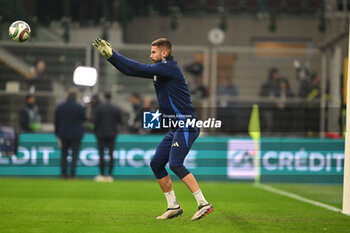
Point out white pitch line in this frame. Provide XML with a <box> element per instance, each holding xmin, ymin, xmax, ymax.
<box><xmin>255</xmin><ymin>183</ymin><xmax>346</xmax><ymax>214</ymax></box>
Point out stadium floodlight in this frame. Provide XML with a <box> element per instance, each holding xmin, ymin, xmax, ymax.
<box><xmin>73</xmin><ymin>66</ymin><xmax>98</xmax><ymax>86</ymax></box>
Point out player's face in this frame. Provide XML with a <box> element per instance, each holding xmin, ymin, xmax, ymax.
<box><xmin>150</xmin><ymin>46</ymin><xmax>163</xmax><ymax>63</ymax></box>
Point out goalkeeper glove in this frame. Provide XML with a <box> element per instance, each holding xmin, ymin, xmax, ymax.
<box><xmin>93</xmin><ymin>38</ymin><xmax>113</xmax><ymax>59</ymax></box>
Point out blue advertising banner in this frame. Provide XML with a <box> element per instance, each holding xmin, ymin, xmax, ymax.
<box><xmin>0</xmin><ymin>134</ymin><xmax>345</xmax><ymax>183</ymax></box>
<box><xmin>260</xmin><ymin>138</ymin><xmax>345</xmax><ymax>183</ymax></box>
<box><xmin>0</xmin><ymin>134</ymin><xmax>228</xmax><ymax>179</ymax></box>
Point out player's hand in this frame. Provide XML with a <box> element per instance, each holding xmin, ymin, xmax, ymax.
<box><xmin>93</xmin><ymin>38</ymin><xmax>113</xmax><ymax>59</ymax></box>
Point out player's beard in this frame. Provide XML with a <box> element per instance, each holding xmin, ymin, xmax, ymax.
<box><xmin>152</xmin><ymin>56</ymin><xmax>162</xmax><ymax>63</ymax></box>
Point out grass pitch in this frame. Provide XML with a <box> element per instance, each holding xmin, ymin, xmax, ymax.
<box><xmin>0</xmin><ymin>178</ymin><xmax>349</xmax><ymax>233</ymax></box>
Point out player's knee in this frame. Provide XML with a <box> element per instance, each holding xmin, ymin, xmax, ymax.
<box><xmin>150</xmin><ymin>158</ymin><xmax>167</xmax><ymax>179</ymax></box>
<box><xmin>150</xmin><ymin>158</ymin><xmax>160</xmax><ymax>171</ymax></box>
<box><xmin>169</xmin><ymin>165</ymin><xmax>190</xmax><ymax>179</ymax></box>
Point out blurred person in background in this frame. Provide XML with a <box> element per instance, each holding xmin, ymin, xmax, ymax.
<box><xmin>90</xmin><ymin>94</ymin><xmax>101</xmax><ymax>118</ymax></box>
<box><xmin>143</xmin><ymin>96</ymin><xmax>167</xmax><ymax>134</ymax></box>
<box><xmin>25</xmin><ymin>60</ymin><xmax>53</xmax><ymax>123</ymax></box>
<box><xmin>87</xmin><ymin>94</ymin><xmax>101</xmax><ymax>131</ymax></box>
<box><xmin>54</xmin><ymin>88</ymin><xmax>86</xmax><ymax>179</ymax></box>
<box><xmin>259</xmin><ymin>68</ymin><xmax>282</xmax><ymax>135</ymax></box>
<box><xmin>259</xmin><ymin>68</ymin><xmax>281</xmax><ymax>98</ymax></box>
<box><xmin>94</xmin><ymin>92</ymin><xmax>122</xmax><ymax>182</ymax></box>
<box><xmin>217</xmin><ymin>76</ymin><xmax>239</xmax><ymax>133</ymax></box>
<box><xmin>298</xmin><ymin>72</ymin><xmax>321</xmax><ymax>136</ymax></box>
<box><xmin>19</xmin><ymin>94</ymin><xmax>42</xmax><ymax>132</ymax></box>
<box><xmin>298</xmin><ymin>72</ymin><xmax>321</xmax><ymax>100</ymax></box>
<box><xmin>186</xmin><ymin>57</ymin><xmax>208</xmax><ymax>100</ymax></box>
<box><xmin>217</xmin><ymin>76</ymin><xmax>239</xmax><ymax>107</ymax></box>
<box><xmin>189</xmin><ymin>76</ymin><xmax>208</xmax><ymax>100</ymax></box>
<box><xmin>26</xmin><ymin>60</ymin><xmax>52</xmax><ymax>92</ymax></box>
<box><xmin>128</xmin><ymin>92</ymin><xmax>143</xmax><ymax>133</ymax></box>
<box><xmin>273</xmin><ymin>78</ymin><xmax>295</xmax><ymax>134</ymax></box>
<box><xmin>275</xmin><ymin>79</ymin><xmax>295</xmax><ymax>108</ymax></box>
<box><xmin>94</xmin><ymin>37</ymin><xmax>213</xmax><ymax>221</ymax></box>
<box><xmin>143</xmin><ymin>96</ymin><xmax>154</xmax><ymax>112</ymax></box>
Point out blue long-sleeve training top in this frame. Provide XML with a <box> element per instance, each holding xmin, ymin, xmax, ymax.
<box><xmin>107</xmin><ymin>51</ymin><xmax>197</xmax><ymax>120</ymax></box>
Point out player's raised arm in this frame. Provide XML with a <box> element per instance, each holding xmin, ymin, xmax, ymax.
<box><xmin>93</xmin><ymin>38</ymin><xmax>171</xmax><ymax>79</ymax></box>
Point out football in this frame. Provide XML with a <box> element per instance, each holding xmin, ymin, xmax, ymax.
<box><xmin>8</xmin><ymin>20</ymin><xmax>31</xmax><ymax>42</ymax></box>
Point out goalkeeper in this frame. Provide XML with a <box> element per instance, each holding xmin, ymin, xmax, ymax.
<box><xmin>93</xmin><ymin>38</ymin><xmax>213</xmax><ymax>220</ymax></box>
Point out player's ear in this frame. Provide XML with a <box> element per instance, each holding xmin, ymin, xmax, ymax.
<box><xmin>161</xmin><ymin>49</ymin><xmax>170</xmax><ymax>58</ymax></box>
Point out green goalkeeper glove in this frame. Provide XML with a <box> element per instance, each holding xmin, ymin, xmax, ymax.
<box><xmin>93</xmin><ymin>38</ymin><xmax>113</xmax><ymax>59</ymax></box>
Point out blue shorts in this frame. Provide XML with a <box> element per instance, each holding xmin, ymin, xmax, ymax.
<box><xmin>150</xmin><ymin>127</ymin><xmax>200</xmax><ymax>179</ymax></box>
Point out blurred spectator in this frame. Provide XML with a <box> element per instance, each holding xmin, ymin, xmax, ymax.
<box><xmin>54</xmin><ymin>88</ymin><xmax>86</xmax><ymax>179</ymax></box>
<box><xmin>19</xmin><ymin>94</ymin><xmax>42</xmax><ymax>132</ymax></box>
<box><xmin>142</xmin><ymin>96</ymin><xmax>166</xmax><ymax>134</ymax></box>
<box><xmin>186</xmin><ymin>55</ymin><xmax>208</xmax><ymax>99</ymax></box>
<box><xmin>259</xmin><ymin>68</ymin><xmax>281</xmax><ymax>98</ymax></box>
<box><xmin>190</xmin><ymin>77</ymin><xmax>208</xmax><ymax>99</ymax></box>
<box><xmin>87</xmin><ymin>94</ymin><xmax>101</xmax><ymax>131</ymax></box>
<box><xmin>275</xmin><ymin>79</ymin><xmax>295</xmax><ymax>108</ymax></box>
<box><xmin>185</xmin><ymin>60</ymin><xmax>203</xmax><ymax>77</ymax></box>
<box><xmin>273</xmin><ymin>78</ymin><xmax>295</xmax><ymax>134</ymax></box>
<box><xmin>94</xmin><ymin>92</ymin><xmax>122</xmax><ymax>182</ymax></box>
<box><xmin>128</xmin><ymin>93</ymin><xmax>143</xmax><ymax>133</ymax></box>
<box><xmin>259</xmin><ymin>68</ymin><xmax>282</xmax><ymax>134</ymax></box>
<box><xmin>216</xmin><ymin>77</ymin><xmax>239</xmax><ymax>133</ymax></box>
<box><xmin>298</xmin><ymin>73</ymin><xmax>321</xmax><ymax>136</ymax></box>
<box><xmin>90</xmin><ymin>94</ymin><xmax>101</xmax><ymax>117</ymax></box>
<box><xmin>0</xmin><ymin>127</ymin><xmax>18</xmax><ymax>156</ymax></box>
<box><xmin>143</xmin><ymin>96</ymin><xmax>155</xmax><ymax>112</ymax></box>
<box><xmin>217</xmin><ymin>77</ymin><xmax>239</xmax><ymax>107</ymax></box>
<box><xmin>298</xmin><ymin>72</ymin><xmax>321</xmax><ymax>101</ymax></box>
<box><xmin>26</xmin><ymin>60</ymin><xmax>52</xmax><ymax>92</ymax></box>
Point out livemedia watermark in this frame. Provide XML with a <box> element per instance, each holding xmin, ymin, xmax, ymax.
<box><xmin>143</xmin><ymin>110</ymin><xmax>222</xmax><ymax>129</ymax></box>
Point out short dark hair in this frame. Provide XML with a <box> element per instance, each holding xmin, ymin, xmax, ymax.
<box><xmin>131</xmin><ymin>92</ymin><xmax>140</xmax><ymax>99</ymax></box>
<box><xmin>67</xmin><ymin>87</ymin><xmax>78</xmax><ymax>101</ymax></box>
<box><xmin>151</xmin><ymin>38</ymin><xmax>172</xmax><ymax>53</ymax></box>
<box><xmin>311</xmin><ymin>72</ymin><xmax>320</xmax><ymax>81</ymax></box>
<box><xmin>104</xmin><ymin>92</ymin><xmax>112</xmax><ymax>100</ymax></box>
<box><xmin>25</xmin><ymin>94</ymin><xmax>34</xmax><ymax>100</ymax></box>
